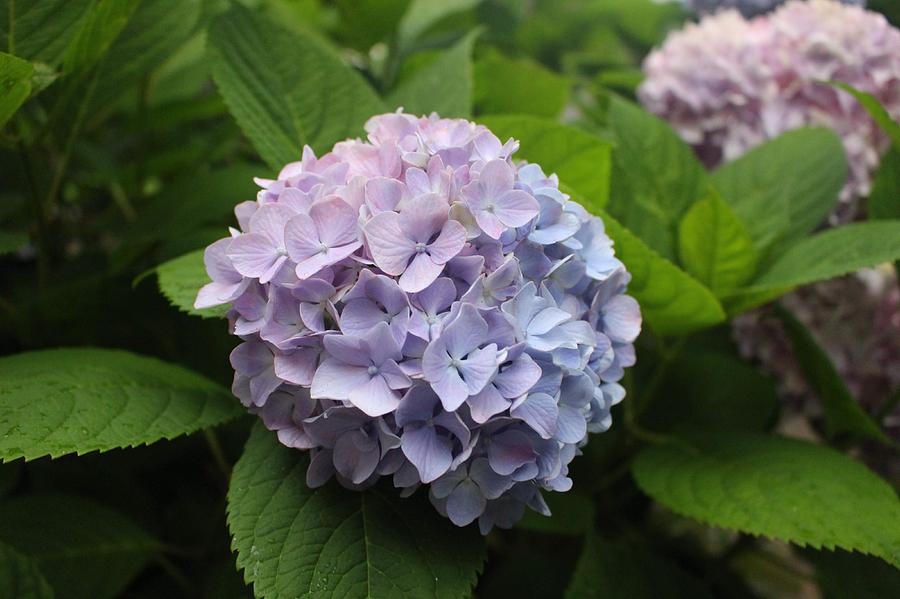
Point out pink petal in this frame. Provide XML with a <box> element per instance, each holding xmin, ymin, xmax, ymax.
<box><xmin>365</xmin><ymin>177</ymin><xmax>406</xmax><ymax>213</ymax></box>
<box><xmin>399</xmin><ymin>253</ymin><xmax>444</xmax><ymax>293</ymax></box>
<box><xmin>227</xmin><ymin>233</ymin><xmax>278</xmax><ymax>278</ymax></box>
<box><xmin>284</xmin><ymin>213</ymin><xmax>320</xmax><ymax>262</ymax></box>
<box><xmin>310</xmin><ymin>198</ymin><xmax>360</xmax><ymax>247</ymax></box>
<box><xmin>471</xmin><ymin>209</ymin><xmax>505</xmax><ymax>239</ymax></box>
<box><xmin>495</xmin><ymin>190</ymin><xmax>539</xmax><ymax>228</ymax></box>
<box><xmin>426</xmin><ymin>220</ymin><xmax>467</xmax><ymax>264</ymax></box>
<box><xmin>249</xmin><ymin>203</ymin><xmax>295</xmax><ymax>246</ymax></box>
<box><xmin>398</xmin><ymin>194</ymin><xmax>448</xmax><ymax>242</ymax></box>
<box><xmin>364</xmin><ymin>211</ymin><xmax>415</xmax><ymax>275</ymax></box>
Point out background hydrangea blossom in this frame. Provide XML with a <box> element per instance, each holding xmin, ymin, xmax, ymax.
<box><xmin>641</xmin><ymin>0</ymin><xmax>900</xmax><ymax>442</ymax></box>
<box><xmin>641</xmin><ymin>0</ymin><xmax>900</xmax><ymax>217</ymax></box>
<box><xmin>682</xmin><ymin>0</ymin><xmax>863</xmax><ymax>18</ymax></box>
<box><xmin>196</xmin><ymin>112</ymin><xmax>641</xmax><ymax>532</ymax></box>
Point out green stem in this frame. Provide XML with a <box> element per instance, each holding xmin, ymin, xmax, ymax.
<box><xmin>203</xmin><ymin>428</ymin><xmax>232</xmax><ymax>481</ymax></box>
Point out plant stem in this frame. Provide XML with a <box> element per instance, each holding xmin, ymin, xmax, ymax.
<box><xmin>204</xmin><ymin>428</ymin><xmax>232</xmax><ymax>481</ymax></box>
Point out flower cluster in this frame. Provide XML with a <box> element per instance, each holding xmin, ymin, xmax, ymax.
<box><xmin>683</xmin><ymin>0</ymin><xmax>863</xmax><ymax>18</ymax></box>
<box><xmin>640</xmin><ymin>0</ymin><xmax>900</xmax><ymax>219</ymax></box>
<box><xmin>196</xmin><ymin>112</ymin><xmax>641</xmax><ymax>532</ymax></box>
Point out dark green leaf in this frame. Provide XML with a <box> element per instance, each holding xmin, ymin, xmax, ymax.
<box><xmin>473</xmin><ymin>48</ymin><xmax>569</xmax><ymax>118</ymax></box>
<box><xmin>632</xmin><ymin>433</ymin><xmax>900</xmax><ymax>567</ymax></box>
<box><xmin>0</xmin><ymin>231</ymin><xmax>27</xmax><ymax>255</ymax></box>
<box><xmin>228</xmin><ymin>423</ymin><xmax>485</xmax><ymax>599</ymax></box>
<box><xmin>0</xmin><ymin>0</ymin><xmax>92</xmax><ymax>65</ymax></box>
<box><xmin>678</xmin><ymin>190</ymin><xmax>758</xmax><ymax>295</ymax></box>
<box><xmin>565</xmin><ymin>534</ymin><xmax>713</xmax><ymax>599</ymax></box>
<box><xmin>62</xmin><ymin>0</ymin><xmax>140</xmax><ymax>73</ymax></box>
<box><xmin>773</xmin><ymin>303</ymin><xmax>888</xmax><ymax>443</ymax></box>
<box><xmin>0</xmin><ymin>348</ymin><xmax>241</xmax><ymax>461</ymax></box>
<box><xmin>156</xmin><ymin>249</ymin><xmax>229</xmax><ymax>318</ymax></box>
<box><xmin>642</xmin><ymin>351</ymin><xmax>777</xmax><ymax>434</ymax></box>
<box><xmin>208</xmin><ymin>4</ymin><xmax>384</xmax><ymax>169</ymax></box>
<box><xmin>0</xmin><ymin>51</ymin><xmax>32</xmax><ymax>127</ymax></box>
<box><xmin>711</xmin><ymin>128</ymin><xmax>847</xmax><ymax>253</ymax></box>
<box><xmin>396</xmin><ymin>0</ymin><xmax>481</xmax><ymax>50</ymax></box>
<box><xmin>746</xmin><ymin>221</ymin><xmax>900</xmax><ymax>294</ymax></box>
<box><xmin>606</xmin><ymin>97</ymin><xmax>709</xmax><ymax>260</ymax></box>
<box><xmin>0</xmin><ymin>541</ymin><xmax>53</xmax><ymax>599</ymax></box>
<box><xmin>478</xmin><ymin>115</ymin><xmax>612</xmax><ymax>207</ymax></box>
<box><xmin>869</xmin><ymin>147</ymin><xmax>900</xmax><ymax>221</ymax></box>
<box><xmin>601</xmin><ymin>210</ymin><xmax>726</xmax><ymax>335</ymax></box>
<box><xmin>0</xmin><ymin>493</ymin><xmax>158</xmax><ymax>599</ymax></box>
<box><xmin>387</xmin><ymin>30</ymin><xmax>477</xmax><ymax>118</ymax></box>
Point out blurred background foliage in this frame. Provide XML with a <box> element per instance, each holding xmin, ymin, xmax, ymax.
<box><xmin>1</xmin><ymin>1</ymin><xmax>898</xmax><ymax>598</ymax></box>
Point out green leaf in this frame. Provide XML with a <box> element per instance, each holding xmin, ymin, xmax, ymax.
<box><xmin>601</xmin><ymin>210</ymin><xmax>726</xmax><ymax>335</ymax></box>
<box><xmin>396</xmin><ymin>0</ymin><xmax>481</xmax><ymax>49</ymax></box>
<box><xmin>228</xmin><ymin>422</ymin><xmax>485</xmax><ymax>599</ymax></box>
<box><xmin>0</xmin><ymin>493</ymin><xmax>158</xmax><ymax>599</ymax></box>
<box><xmin>0</xmin><ymin>0</ymin><xmax>92</xmax><ymax>65</ymax></box>
<box><xmin>473</xmin><ymin>48</ymin><xmax>569</xmax><ymax>118</ymax></box>
<box><xmin>62</xmin><ymin>0</ymin><xmax>140</xmax><ymax>73</ymax></box>
<box><xmin>678</xmin><ymin>191</ymin><xmax>758</xmax><ymax>295</ymax></box>
<box><xmin>746</xmin><ymin>221</ymin><xmax>900</xmax><ymax>293</ymax></box>
<box><xmin>0</xmin><ymin>231</ymin><xmax>27</xmax><ymax>255</ymax></box>
<box><xmin>565</xmin><ymin>534</ymin><xmax>713</xmax><ymax>599</ymax></box>
<box><xmin>88</xmin><ymin>0</ymin><xmax>203</xmax><ymax>113</ymax></box>
<box><xmin>869</xmin><ymin>147</ymin><xmax>900</xmax><ymax>221</ymax></box>
<box><xmin>828</xmin><ymin>81</ymin><xmax>900</xmax><ymax>149</ymax></box>
<box><xmin>773</xmin><ymin>303</ymin><xmax>888</xmax><ymax>443</ymax></box>
<box><xmin>478</xmin><ymin>115</ymin><xmax>613</xmax><ymax>208</ymax></box>
<box><xmin>0</xmin><ymin>51</ymin><xmax>32</xmax><ymax>127</ymax></box>
<box><xmin>387</xmin><ymin>30</ymin><xmax>477</xmax><ymax>118</ymax></box>
<box><xmin>642</xmin><ymin>350</ymin><xmax>777</xmax><ymax>434</ymax></box>
<box><xmin>0</xmin><ymin>348</ymin><xmax>241</xmax><ymax>461</ymax></box>
<box><xmin>0</xmin><ymin>541</ymin><xmax>53</xmax><ymax>599</ymax></box>
<box><xmin>605</xmin><ymin>96</ymin><xmax>709</xmax><ymax>260</ymax></box>
<box><xmin>208</xmin><ymin>4</ymin><xmax>384</xmax><ymax>170</ymax></box>
<box><xmin>156</xmin><ymin>249</ymin><xmax>229</xmax><ymax>318</ymax></box>
<box><xmin>632</xmin><ymin>433</ymin><xmax>900</xmax><ymax>567</ymax></box>
<box><xmin>711</xmin><ymin>128</ymin><xmax>847</xmax><ymax>253</ymax></box>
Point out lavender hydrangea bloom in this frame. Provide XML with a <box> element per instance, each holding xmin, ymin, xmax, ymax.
<box><xmin>683</xmin><ymin>0</ymin><xmax>864</xmax><ymax>18</ymax></box>
<box><xmin>640</xmin><ymin>0</ymin><xmax>900</xmax><ymax>218</ymax></box>
<box><xmin>197</xmin><ymin>111</ymin><xmax>642</xmax><ymax>532</ymax></box>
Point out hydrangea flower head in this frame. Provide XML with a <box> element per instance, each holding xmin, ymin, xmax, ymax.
<box><xmin>683</xmin><ymin>0</ymin><xmax>863</xmax><ymax>18</ymax></box>
<box><xmin>640</xmin><ymin>0</ymin><xmax>900</xmax><ymax>219</ymax></box>
<box><xmin>197</xmin><ymin>111</ymin><xmax>641</xmax><ymax>532</ymax></box>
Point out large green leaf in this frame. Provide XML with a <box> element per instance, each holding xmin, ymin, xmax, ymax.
<box><xmin>473</xmin><ymin>49</ymin><xmax>569</xmax><ymax>118</ymax></box>
<box><xmin>678</xmin><ymin>190</ymin><xmax>758</xmax><ymax>295</ymax></box>
<box><xmin>0</xmin><ymin>0</ymin><xmax>92</xmax><ymax>65</ymax></box>
<box><xmin>601</xmin><ymin>211</ymin><xmax>726</xmax><ymax>335</ymax></box>
<box><xmin>605</xmin><ymin>97</ymin><xmax>709</xmax><ymax>260</ymax></box>
<box><xmin>208</xmin><ymin>4</ymin><xmax>384</xmax><ymax>170</ymax></box>
<box><xmin>0</xmin><ymin>493</ymin><xmax>158</xmax><ymax>599</ymax></box>
<box><xmin>869</xmin><ymin>147</ymin><xmax>900</xmax><ymax>221</ymax></box>
<box><xmin>632</xmin><ymin>433</ymin><xmax>900</xmax><ymax>567</ymax></box>
<box><xmin>228</xmin><ymin>423</ymin><xmax>485</xmax><ymax>599</ymax></box>
<box><xmin>0</xmin><ymin>231</ymin><xmax>27</xmax><ymax>255</ymax></box>
<box><xmin>0</xmin><ymin>542</ymin><xmax>53</xmax><ymax>599</ymax></box>
<box><xmin>387</xmin><ymin>31</ymin><xmax>477</xmax><ymax>118</ymax></box>
<box><xmin>641</xmin><ymin>350</ymin><xmax>777</xmax><ymax>434</ymax></box>
<box><xmin>746</xmin><ymin>221</ymin><xmax>900</xmax><ymax>293</ymax></box>
<box><xmin>0</xmin><ymin>51</ymin><xmax>32</xmax><ymax>127</ymax></box>
<box><xmin>156</xmin><ymin>249</ymin><xmax>229</xmax><ymax>318</ymax></box>
<box><xmin>565</xmin><ymin>534</ymin><xmax>713</xmax><ymax>599</ymax></box>
<box><xmin>710</xmin><ymin>128</ymin><xmax>847</xmax><ymax>253</ymax></box>
<box><xmin>89</xmin><ymin>0</ymin><xmax>203</xmax><ymax>112</ymax></box>
<box><xmin>62</xmin><ymin>0</ymin><xmax>140</xmax><ymax>73</ymax></box>
<box><xmin>773</xmin><ymin>304</ymin><xmax>888</xmax><ymax>443</ymax></box>
<box><xmin>0</xmin><ymin>348</ymin><xmax>241</xmax><ymax>461</ymax></box>
<box><xmin>396</xmin><ymin>0</ymin><xmax>481</xmax><ymax>50</ymax></box>
<box><xmin>478</xmin><ymin>115</ymin><xmax>612</xmax><ymax>208</ymax></box>
<box><xmin>516</xmin><ymin>491</ymin><xmax>593</xmax><ymax>536</ymax></box>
